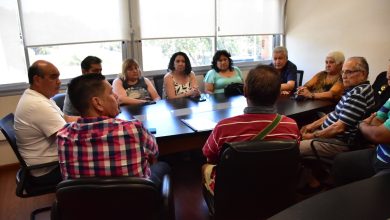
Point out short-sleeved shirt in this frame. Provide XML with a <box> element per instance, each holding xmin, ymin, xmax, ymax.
<box><xmin>270</xmin><ymin>60</ymin><xmax>297</xmax><ymax>88</ymax></box>
<box><xmin>375</xmin><ymin>98</ymin><xmax>390</xmax><ymax>163</ymax></box>
<box><xmin>204</xmin><ymin>66</ymin><xmax>243</xmax><ymax>94</ymax></box>
<box><xmin>304</xmin><ymin>71</ymin><xmax>344</xmax><ymax>102</ymax></box>
<box><xmin>63</xmin><ymin>88</ymin><xmax>80</xmax><ymax>116</ymax></box>
<box><xmin>121</xmin><ymin>77</ymin><xmax>152</xmax><ymax>101</ymax></box>
<box><xmin>202</xmin><ymin>106</ymin><xmax>300</xmax><ymax>193</ymax></box>
<box><xmin>322</xmin><ymin>81</ymin><xmax>375</xmax><ymax>143</ymax></box>
<box><xmin>57</xmin><ymin>116</ymin><xmax>158</xmax><ymax>180</ymax></box>
<box><xmin>14</xmin><ymin>88</ymin><xmax>66</xmax><ymax>176</ymax></box>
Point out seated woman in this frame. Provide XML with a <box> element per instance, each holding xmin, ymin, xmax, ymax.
<box><xmin>163</xmin><ymin>52</ymin><xmax>200</xmax><ymax>99</ymax></box>
<box><xmin>204</xmin><ymin>50</ymin><xmax>243</xmax><ymax>94</ymax></box>
<box><xmin>112</xmin><ymin>58</ymin><xmax>160</xmax><ymax>105</ymax></box>
<box><xmin>296</xmin><ymin>51</ymin><xmax>345</xmax><ymax>102</ymax></box>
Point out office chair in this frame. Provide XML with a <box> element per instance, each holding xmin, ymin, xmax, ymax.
<box><xmin>0</xmin><ymin>113</ymin><xmax>59</xmax><ymax>220</ymax></box>
<box><xmin>296</xmin><ymin>70</ymin><xmax>304</xmax><ymax>88</ymax></box>
<box><xmin>52</xmin><ymin>93</ymin><xmax>66</xmax><ymax>110</ymax></box>
<box><xmin>203</xmin><ymin>139</ymin><xmax>300</xmax><ymax>220</ymax></box>
<box><xmin>153</xmin><ymin>74</ymin><xmax>165</xmax><ymax>98</ymax></box>
<box><xmin>51</xmin><ymin>175</ymin><xmax>175</xmax><ymax>220</ymax></box>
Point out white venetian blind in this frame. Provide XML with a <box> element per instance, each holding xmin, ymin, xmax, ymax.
<box><xmin>218</xmin><ymin>0</ymin><xmax>286</xmax><ymax>36</ymax></box>
<box><xmin>138</xmin><ymin>0</ymin><xmax>215</xmax><ymax>39</ymax></box>
<box><xmin>20</xmin><ymin>0</ymin><xmax>131</xmax><ymax>47</ymax></box>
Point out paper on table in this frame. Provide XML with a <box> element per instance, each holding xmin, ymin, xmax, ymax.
<box><xmin>181</xmin><ymin>118</ymin><xmax>217</xmax><ymax>132</ymax></box>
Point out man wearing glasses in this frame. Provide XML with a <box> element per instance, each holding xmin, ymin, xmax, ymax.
<box><xmin>300</xmin><ymin>56</ymin><xmax>375</xmax><ymax>157</ymax></box>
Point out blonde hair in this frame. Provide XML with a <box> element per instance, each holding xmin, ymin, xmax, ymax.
<box><xmin>327</xmin><ymin>51</ymin><xmax>345</xmax><ymax>65</ymax></box>
<box><xmin>119</xmin><ymin>58</ymin><xmax>141</xmax><ymax>81</ymax></box>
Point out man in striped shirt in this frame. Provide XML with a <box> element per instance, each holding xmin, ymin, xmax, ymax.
<box><xmin>332</xmin><ymin>63</ymin><xmax>390</xmax><ymax>186</ymax></box>
<box><xmin>202</xmin><ymin>65</ymin><xmax>300</xmax><ymax>195</ymax></box>
<box><xmin>57</xmin><ymin>74</ymin><xmax>170</xmax><ymax>187</ymax></box>
<box><xmin>300</xmin><ymin>57</ymin><xmax>375</xmax><ymax>157</ymax></box>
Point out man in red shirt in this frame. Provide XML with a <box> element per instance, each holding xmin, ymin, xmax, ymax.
<box><xmin>202</xmin><ymin>65</ymin><xmax>300</xmax><ymax>195</ymax></box>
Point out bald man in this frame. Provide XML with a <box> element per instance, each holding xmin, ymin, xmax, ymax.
<box><xmin>14</xmin><ymin>60</ymin><xmax>76</xmax><ymax>186</ymax></box>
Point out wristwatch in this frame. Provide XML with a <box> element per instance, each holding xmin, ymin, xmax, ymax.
<box><xmin>313</xmin><ymin>131</ymin><xmax>319</xmax><ymax>138</ymax></box>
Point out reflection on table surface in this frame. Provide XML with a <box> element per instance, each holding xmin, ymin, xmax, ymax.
<box><xmin>117</xmin><ymin>94</ymin><xmax>334</xmax><ymax>138</ymax></box>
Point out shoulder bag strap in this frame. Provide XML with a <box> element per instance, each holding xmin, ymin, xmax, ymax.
<box><xmin>252</xmin><ymin>114</ymin><xmax>282</xmax><ymax>141</ymax></box>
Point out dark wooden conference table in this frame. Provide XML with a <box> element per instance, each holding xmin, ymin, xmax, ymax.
<box><xmin>269</xmin><ymin>173</ymin><xmax>390</xmax><ymax>220</ymax></box>
<box><xmin>117</xmin><ymin>93</ymin><xmax>334</xmax><ymax>155</ymax></box>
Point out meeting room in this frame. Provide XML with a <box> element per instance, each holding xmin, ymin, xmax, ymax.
<box><xmin>0</xmin><ymin>0</ymin><xmax>389</xmax><ymax>219</ymax></box>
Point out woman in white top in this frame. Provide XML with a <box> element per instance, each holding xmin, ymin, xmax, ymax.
<box><xmin>163</xmin><ymin>52</ymin><xmax>200</xmax><ymax>99</ymax></box>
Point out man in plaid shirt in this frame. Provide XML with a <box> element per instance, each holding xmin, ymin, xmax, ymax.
<box><xmin>57</xmin><ymin>73</ymin><xmax>170</xmax><ymax>187</ymax></box>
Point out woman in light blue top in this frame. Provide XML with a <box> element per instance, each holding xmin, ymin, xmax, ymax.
<box><xmin>204</xmin><ymin>50</ymin><xmax>243</xmax><ymax>94</ymax></box>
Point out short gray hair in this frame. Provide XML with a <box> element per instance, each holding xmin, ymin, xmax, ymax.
<box><xmin>327</xmin><ymin>51</ymin><xmax>345</xmax><ymax>65</ymax></box>
<box><xmin>273</xmin><ymin>46</ymin><xmax>288</xmax><ymax>58</ymax></box>
<box><xmin>348</xmin><ymin>56</ymin><xmax>369</xmax><ymax>74</ymax></box>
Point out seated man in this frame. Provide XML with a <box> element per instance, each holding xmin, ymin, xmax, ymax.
<box><xmin>57</xmin><ymin>73</ymin><xmax>170</xmax><ymax>187</ymax></box>
<box><xmin>202</xmin><ymin>65</ymin><xmax>300</xmax><ymax>196</ymax></box>
<box><xmin>14</xmin><ymin>60</ymin><xmax>76</xmax><ymax>186</ymax></box>
<box><xmin>270</xmin><ymin>46</ymin><xmax>297</xmax><ymax>94</ymax></box>
<box><xmin>332</xmin><ymin>70</ymin><xmax>390</xmax><ymax>186</ymax></box>
<box><xmin>300</xmin><ymin>56</ymin><xmax>375</xmax><ymax>157</ymax></box>
<box><xmin>63</xmin><ymin>55</ymin><xmax>103</xmax><ymax>116</ymax></box>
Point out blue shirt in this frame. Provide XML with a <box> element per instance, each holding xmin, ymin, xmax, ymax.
<box><xmin>204</xmin><ymin>66</ymin><xmax>243</xmax><ymax>94</ymax></box>
<box><xmin>322</xmin><ymin>82</ymin><xmax>375</xmax><ymax>143</ymax></box>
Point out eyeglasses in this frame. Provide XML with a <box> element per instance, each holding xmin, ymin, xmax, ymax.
<box><xmin>341</xmin><ymin>70</ymin><xmax>362</xmax><ymax>76</ymax></box>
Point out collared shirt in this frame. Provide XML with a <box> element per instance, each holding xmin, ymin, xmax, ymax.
<box><xmin>322</xmin><ymin>81</ymin><xmax>375</xmax><ymax>142</ymax></box>
<box><xmin>270</xmin><ymin>60</ymin><xmax>298</xmax><ymax>87</ymax></box>
<box><xmin>57</xmin><ymin>116</ymin><xmax>158</xmax><ymax>180</ymax></box>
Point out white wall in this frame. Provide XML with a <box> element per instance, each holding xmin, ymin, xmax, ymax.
<box><xmin>0</xmin><ymin>95</ymin><xmax>20</xmax><ymax>165</ymax></box>
<box><xmin>286</xmin><ymin>0</ymin><xmax>390</xmax><ymax>84</ymax></box>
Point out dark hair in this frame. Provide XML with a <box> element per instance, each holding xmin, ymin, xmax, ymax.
<box><xmin>167</xmin><ymin>52</ymin><xmax>192</xmax><ymax>75</ymax></box>
<box><xmin>245</xmin><ymin>65</ymin><xmax>281</xmax><ymax>106</ymax></box>
<box><xmin>68</xmin><ymin>73</ymin><xmax>106</xmax><ymax>115</ymax></box>
<box><xmin>211</xmin><ymin>50</ymin><xmax>233</xmax><ymax>72</ymax></box>
<box><xmin>81</xmin><ymin>56</ymin><xmax>102</xmax><ymax>71</ymax></box>
<box><xmin>28</xmin><ymin>61</ymin><xmax>44</xmax><ymax>84</ymax></box>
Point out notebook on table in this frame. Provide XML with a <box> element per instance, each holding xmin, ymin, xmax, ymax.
<box><xmin>180</xmin><ymin>118</ymin><xmax>217</xmax><ymax>132</ymax></box>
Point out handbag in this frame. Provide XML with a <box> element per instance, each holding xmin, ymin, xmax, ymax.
<box><xmin>224</xmin><ymin>83</ymin><xmax>244</xmax><ymax>96</ymax></box>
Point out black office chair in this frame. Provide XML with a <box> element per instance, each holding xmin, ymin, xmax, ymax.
<box><xmin>52</xmin><ymin>93</ymin><xmax>66</xmax><ymax>110</ymax></box>
<box><xmin>153</xmin><ymin>74</ymin><xmax>165</xmax><ymax>98</ymax></box>
<box><xmin>0</xmin><ymin>113</ymin><xmax>59</xmax><ymax>220</ymax></box>
<box><xmin>296</xmin><ymin>70</ymin><xmax>304</xmax><ymax>88</ymax></box>
<box><xmin>51</xmin><ymin>175</ymin><xmax>175</xmax><ymax>220</ymax></box>
<box><xmin>203</xmin><ymin>139</ymin><xmax>300</xmax><ymax>220</ymax></box>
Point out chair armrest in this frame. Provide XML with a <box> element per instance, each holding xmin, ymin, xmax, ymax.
<box><xmin>161</xmin><ymin>174</ymin><xmax>175</xmax><ymax>220</ymax></box>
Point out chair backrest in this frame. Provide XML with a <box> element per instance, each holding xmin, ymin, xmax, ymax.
<box><xmin>153</xmin><ymin>74</ymin><xmax>165</xmax><ymax>98</ymax></box>
<box><xmin>52</xmin><ymin>93</ymin><xmax>66</xmax><ymax>110</ymax></box>
<box><xmin>214</xmin><ymin>139</ymin><xmax>300</xmax><ymax>220</ymax></box>
<box><xmin>372</xmin><ymin>71</ymin><xmax>390</xmax><ymax>112</ymax></box>
<box><xmin>296</xmin><ymin>70</ymin><xmax>304</xmax><ymax>88</ymax></box>
<box><xmin>0</xmin><ymin>113</ymin><xmax>27</xmax><ymax>167</ymax></box>
<box><xmin>52</xmin><ymin>176</ymin><xmax>170</xmax><ymax>220</ymax></box>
